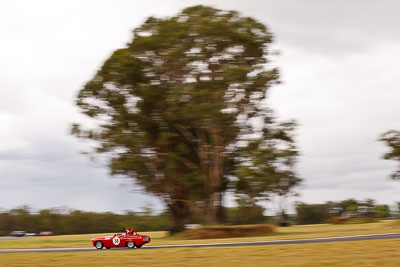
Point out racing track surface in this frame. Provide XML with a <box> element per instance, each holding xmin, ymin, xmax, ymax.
<box><xmin>0</xmin><ymin>233</ymin><xmax>399</xmax><ymax>254</ymax></box>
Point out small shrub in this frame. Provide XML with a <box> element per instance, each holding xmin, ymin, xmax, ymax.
<box><xmin>180</xmin><ymin>224</ymin><xmax>275</xmax><ymax>239</ymax></box>
<box><xmin>330</xmin><ymin>216</ymin><xmax>344</xmax><ymax>224</ymax></box>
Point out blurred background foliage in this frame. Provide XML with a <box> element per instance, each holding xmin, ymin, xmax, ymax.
<box><xmin>0</xmin><ymin>206</ymin><xmax>172</xmax><ymax>236</ymax></box>
<box><xmin>380</xmin><ymin>130</ymin><xmax>400</xmax><ymax>180</ymax></box>
<box><xmin>72</xmin><ymin>5</ymin><xmax>301</xmax><ymax>232</ymax></box>
<box><xmin>295</xmin><ymin>199</ymin><xmax>396</xmax><ymax>225</ymax></box>
<box><xmin>0</xmin><ymin>199</ymin><xmax>398</xmax><ymax>236</ymax></box>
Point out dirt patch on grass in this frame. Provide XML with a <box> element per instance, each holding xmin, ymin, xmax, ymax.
<box><xmin>180</xmin><ymin>224</ymin><xmax>275</xmax><ymax>239</ymax></box>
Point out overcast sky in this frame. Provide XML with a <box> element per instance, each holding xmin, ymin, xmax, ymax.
<box><xmin>1</xmin><ymin>0</ymin><xmax>400</xmax><ymax>213</ymax></box>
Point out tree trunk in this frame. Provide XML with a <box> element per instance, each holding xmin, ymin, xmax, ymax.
<box><xmin>165</xmin><ymin>185</ymin><xmax>191</xmax><ymax>233</ymax></box>
<box><xmin>216</xmin><ymin>192</ymin><xmax>226</xmax><ymax>223</ymax></box>
<box><xmin>204</xmin><ymin>137</ymin><xmax>224</xmax><ymax>224</ymax></box>
<box><xmin>206</xmin><ymin>191</ymin><xmax>218</xmax><ymax>224</ymax></box>
<box><xmin>194</xmin><ymin>126</ymin><xmax>225</xmax><ymax>225</ymax></box>
<box><xmin>168</xmin><ymin>200</ymin><xmax>190</xmax><ymax>233</ymax></box>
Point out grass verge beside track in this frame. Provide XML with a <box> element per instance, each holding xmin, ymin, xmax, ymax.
<box><xmin>0</xmin><ymin>220</ymin><xmax>399</xmax><ymax>249</ymax></box>
<box><xmin>1</xmin><ymin>239</ymin><xmax>400</xmax><ymax>266</ymax></box>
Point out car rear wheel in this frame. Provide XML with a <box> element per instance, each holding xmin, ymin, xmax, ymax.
<box><xmin>126</xmin><ymin>241</ymin><xmax>135</xmax><ymax>249</ymax></box>
<box><xmin>95</xmin><ymin>241</ymin><xmax>104</xmax><ymax>249</ymax></box>
<box><xmin>136</xmin><ymin>245</ymin><xmax>143</xmax><ymax>248</ymax></box>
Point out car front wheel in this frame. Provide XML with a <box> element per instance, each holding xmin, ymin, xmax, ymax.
<box><xmin>126</xmin><ymin>241</ymin><xmax>135</xmax><ymax>249</ymax></box>
<box><xmin>95</xmin><ymin>241</ymin><xmax>104</xmax><ymax>249</ymax></box>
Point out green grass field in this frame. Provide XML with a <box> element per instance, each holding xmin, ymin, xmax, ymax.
<box><xmin>1</xmin><ymin>220</ymin><xmax>399</xmax><ymax>266</ymax></box>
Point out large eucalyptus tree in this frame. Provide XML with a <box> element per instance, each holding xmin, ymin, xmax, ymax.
<box><xmin>73</xmin><ymin>5</ymin><xmax>298</xmax><ymax>227</ymax></box>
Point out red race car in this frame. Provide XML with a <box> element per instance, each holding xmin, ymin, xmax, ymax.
<box><xmin>92</xmin><ymin>227</ymin><xmax>150</xmax><ymax>249</ymax></box>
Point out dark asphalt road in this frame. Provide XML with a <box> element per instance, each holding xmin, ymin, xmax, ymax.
<box><xmin>0</xmin><ymin>233</ymin><xmax>399</xmax><ymax>254</ymax></box>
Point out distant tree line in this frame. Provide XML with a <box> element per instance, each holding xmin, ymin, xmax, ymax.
<box><xmin>0</xmin><ymin>206</ymin><xmax>172</xmax><ymax>236</ymax></box>
<box><xmin>295</xmin><ymin>199</ymin><xmax>399</xmax><ymax>225</ymax></box>
<box><xmin>1</xmin><ymin>199</ymin><xmax>398</xmax><ymax>236</ymax></box>
<box><xmin>0</xmin><ymin>205</ymin><xmax>271</xmax><ymax>236</ymax></box>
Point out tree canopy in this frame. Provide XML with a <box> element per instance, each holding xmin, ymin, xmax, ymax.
<box><xmin>73</xmin><ymin>5</ymin><xmax>300</xmax><ymax>230</ymax></box>
<box><xmin>380</xmin><ymin>130</ymin><xmax>400</xmax><ymax>180</ymax></box>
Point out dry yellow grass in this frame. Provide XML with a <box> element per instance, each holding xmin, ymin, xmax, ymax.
<box><xmin>0</xmin><ymin>220</ymin><xmax>399</xmax><ymax>249</ymax></box>
<box><xmin>1</xmin><ymin>239</ymin><xmax>400</xmax><ymax>266</ymax></box>
<box><xmin>0</xmin><ymin>231</ymin><xmax>168</xmax><ymax>249</ymax></box>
